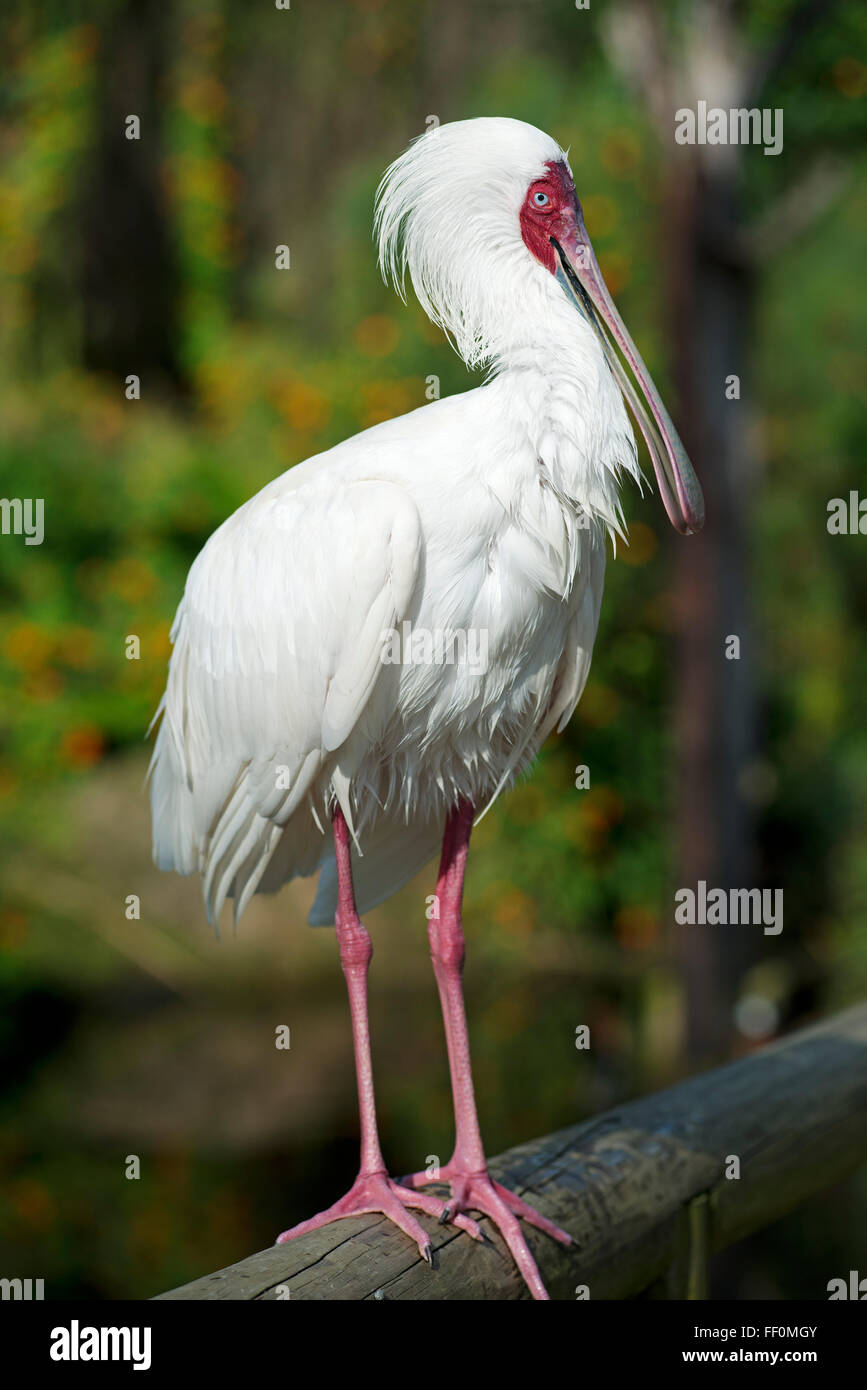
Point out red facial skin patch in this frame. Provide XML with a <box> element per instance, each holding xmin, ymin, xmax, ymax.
<box><xmin>519</xmin><ymin>159</ymin><xmax>583</xmax><ymax>275</ymax></box>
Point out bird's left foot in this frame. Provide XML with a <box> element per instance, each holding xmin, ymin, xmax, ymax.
<box><xmin>401</xmin><ymin>1166</ymin><xmax>571</xmax><ymax>1300</ymax></box>
<box><xmin>274</xmin><ymin>1168</ymin><xmax>483</xmax><ymax>1263</ymax></box>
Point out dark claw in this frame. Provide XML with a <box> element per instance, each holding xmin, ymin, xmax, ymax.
<box><xmin>421</xmin><ymin>1244</ymin><xmax>432</xmax><ymax>1266</ymax></box>
<box><xmin>439</xmin><ymin>1206</ymin><xmax>452</xmax><ymax>1225</ymax></box>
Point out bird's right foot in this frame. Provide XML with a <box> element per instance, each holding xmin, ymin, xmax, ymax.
<box><xmin>400</xmin><ymin>1164</ymin><xmax>570</xmax><ymax>1299</ymax></box>
<box><xmin>275</xmin><ymin>1168</ymin><xmax>483</xmax><ymax>1261</ymax></box>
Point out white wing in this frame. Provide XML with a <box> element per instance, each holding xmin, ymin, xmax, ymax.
<box><xmin>547</xmin><ymin>537</ymin><xmax>607</xmax><ymax>739</ymax></box>
<box><xmin>149</xmin><ymin>477</ymin><xmax>422</xmax><ymax>926</ymax></box>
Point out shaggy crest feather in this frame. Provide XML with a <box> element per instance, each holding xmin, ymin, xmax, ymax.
<box><xmin>376</xmin><ymin>117</ymin><xmax>567</xmax><ymax>369</ymax></box>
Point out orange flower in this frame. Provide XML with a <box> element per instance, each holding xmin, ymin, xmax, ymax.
<box><xmin>4</xmin><ymin>623</ymin><xmax>52</xmax><ymax>673</ymax></box>
<box><xmin>361</xmin><ymin>380</ymin><xmax>414</xmax><ymax>428</ymax></box>
<box><xmin>272</xmin><ymin>378</ymin><xmax>330</xmax><ymax>432</ymax></box>
<box><xmin>580</xmin><ymin>786</ymin><xmax>625</xmax><ymax>836</ymax></box>
<box><xmin>107</xmin><ymin>557</ymin><xmax>157</xmax><ymax>603</ymax></box>
<box><xmin>61</xmin><ymin>725</ymin><xmax>105</xmax><ymax>768</ymax></box>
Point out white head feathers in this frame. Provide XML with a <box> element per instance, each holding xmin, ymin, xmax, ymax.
<box><xmin>375</xmin><ymin>117</ymin><xmax>642</xmax><ymax>539</ymax></box>
<box><xmin>375</xmin><ymin>117</ymin><xmax>569</xmax><ymax>370</ymax></box>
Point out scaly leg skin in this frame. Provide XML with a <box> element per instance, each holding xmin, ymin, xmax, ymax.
<box><xmin>402</xmin><ymin>800</ymin><xmax>571</xmax><ymax>1300</ymax></box>
<box><xmin>276</xmin><ymin>808</ymin><xmax>482</xmax><ymax>1259</ymax></box>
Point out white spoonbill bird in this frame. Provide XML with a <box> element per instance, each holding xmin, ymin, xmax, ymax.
<box><xmin>150</xmin><ymin>116</ymin><xmax>704</xmax><ymax>1300</ymax></box>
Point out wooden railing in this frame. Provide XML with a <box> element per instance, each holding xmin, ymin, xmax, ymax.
<box><xmin>157</xmin><ymin>1003</ymin><xmax>867</xmax><ymax>1300</ymax></box>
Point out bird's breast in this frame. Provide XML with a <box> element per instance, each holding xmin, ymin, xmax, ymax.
<box><xmin>355</xmin><ymin>482</ymin><xmax>603</xmax><ymax>821</ymax></box>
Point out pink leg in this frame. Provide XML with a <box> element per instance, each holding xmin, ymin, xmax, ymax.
<box><xmin>276</xmin><ymin>807</ymin><xmax>481</xmax><ymax>1258</ymax></box>
<box><xmin>403</xmin><ymin>800</ymin><xmax>571</xmax><ymax>1299</ymax></box>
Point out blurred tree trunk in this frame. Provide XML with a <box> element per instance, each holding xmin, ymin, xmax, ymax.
<box><xmin>603</xmin><ymin>0</ymin><xmax>830</xmax><ymax>1063</ymax></box>
<box><xmin>666</xmin><ymin>151</ymin><xmax>758</xmax><ymax>1063</ymax></box>
<box><xmin>603</xmin><ymin>0</ymin><xmax>760</xmax><ymax>1062</ymax></box>
<box><xmin>81</xmin><ymin>0</ymin><xmax>184</xmax><ymax>390</ymax></box>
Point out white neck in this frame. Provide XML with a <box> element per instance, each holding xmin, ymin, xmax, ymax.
<box><xmin>480</xmin><ymin>282</ymin><xmax>640</xmax><ymax>536</ymax></box>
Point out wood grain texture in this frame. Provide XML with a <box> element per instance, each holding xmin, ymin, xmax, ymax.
<box><xmin>156</xmin><ymin>1003</ymin><xmax>867</xmax><ymax>1300</ymax></box>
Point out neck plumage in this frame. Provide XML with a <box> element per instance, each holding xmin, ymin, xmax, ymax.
<box><xmin>482</xmin><ymin>289</ymin><xmax>641</xmax><ymax>540</ymax></box>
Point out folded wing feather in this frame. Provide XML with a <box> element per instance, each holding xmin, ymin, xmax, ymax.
<box><xmin>149</xmin><ymin>477</ymin><xmax>422</xmax><ymax>926</ymax></box>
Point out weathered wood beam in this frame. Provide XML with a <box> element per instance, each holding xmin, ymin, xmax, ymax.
<box><xmin>157</xmin><ymin>1004</ymin><xmax>867</xmax><ymax>1300</ymax></box>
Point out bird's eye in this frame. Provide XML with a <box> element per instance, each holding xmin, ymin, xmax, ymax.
<box><xmin>533</xmin><ymin>191</ymin><xmax>551</xmax><ymax>208</ymax></box>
